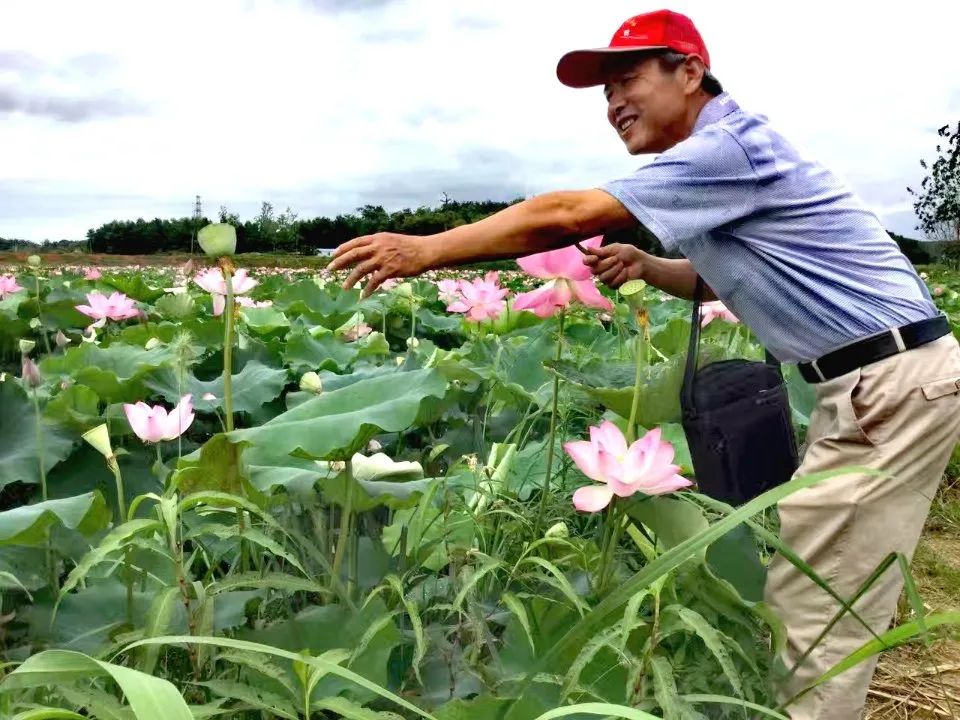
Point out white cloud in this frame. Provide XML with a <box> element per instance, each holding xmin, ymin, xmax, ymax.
<box><xmin>0</xmin><ymin>0</ymin><xmax>957</xmax><ymax>241</ymax></box>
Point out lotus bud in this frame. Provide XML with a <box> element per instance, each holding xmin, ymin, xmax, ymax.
<box><xmin>28</xmin><ymin>318</ymin><xmax>42</xmax><ymax>330</ymax></box>
<box><xmin>545</xmin><ymin>521</ymin><xmax>569</xmax><ymax>539</ymax></box>
<box><xmin>329</xmin><ymin>460</ymin><xmax>346</xmax><ymax>472</ymax></box>
<box><xmin>299</xmin><ymin>371</ymin><xmax>323</xmax><ymax>394</ymax></box>
<box><xmin>55</xmin><ymin>330</ymin><xmax>70</xmax><ymax>348</ymax></box>
<box><xmin>27</xmin><ymin>255</ymin><xmax>41</xmax><ymax>268</ymax></box>
<box><xmin>197</xmin><ymin>223</ymin><xmax>237</xmax><ymax>257</ymax></box>
<box><xmin>406</xmin><ymin>337</ymin><xmax>420</xmax><ymax>349</ymax></box>
<box><xmin>82</xmin><ymin>423</ymin><xmax>114</xmax><ymax>461</ymax></box>
<box><xmin>367</xmin><ymin>439</ymin><xmax>382</xmax><ymax>452</ymax></box>
<box><xmin>21</xmin><ymin>356</ymin><xmax>41</xmax><ymax>388</ymax></box>
<box><xmin>144</xmin><ymin>337</ymin><xmax>162</xmax><ymax>350</ymax></box>
<box><xmin>18</xmin><ymin>339</ymin><xmax>35</xmax><ymax>355</ymax></box>
<box><xmin>934</xmin><ymin>287</ymin><xmax>944</xmax><ymax>297</ymax></box>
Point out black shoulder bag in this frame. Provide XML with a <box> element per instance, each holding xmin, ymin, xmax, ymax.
<box><xmin>680</xmin><ymin>277</ymin><xmax>799</xmax><ymax>505</ymax></box>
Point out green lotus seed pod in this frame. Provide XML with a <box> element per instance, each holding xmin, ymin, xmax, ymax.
<box><xmin>197</xmin><ymin>223</ymin><xmax>237</xmax><ymax>257</ymax></box>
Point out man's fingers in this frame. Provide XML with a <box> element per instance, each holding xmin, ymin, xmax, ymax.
<box><xmin>342</xmin><ymin>259</ymin><xmax>378</xmax><ymax>291</ymax></box>
<box><xmin>329</xmin><ymin>244</ymin><xmax>375</xmax><ymax>272</ymax></box>
<box><xmin>605</xmin><ymin>268</ymin><xmax>628</xmax><ymax>289</ymax></box>
<box><xmin>594</xmin><ymin>256</ymin><xmax>622</xmax><ymax>274</ymax></box>
<box><xmin>598</xmin><ymin>262</ymin><xmax>625</xmax><ymax>284</ymax></box>
<box><xmin>362</xmin><ymin>270</ymin><xmax>388</xmax><ymax>299</ymax></box>
<box><xmin>329</xmin><ymin>236</ymin><xmax>372</xmax><ymax>270</ymax></box>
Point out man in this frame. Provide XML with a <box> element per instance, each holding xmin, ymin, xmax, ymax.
<box><xmin>328</xmin><ymin>9</ymin><xmax>960</xmax><ymax>719</ymax></box>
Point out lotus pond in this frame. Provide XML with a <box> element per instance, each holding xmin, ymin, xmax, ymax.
<box><xmin>1</xmin><ymin>250</ymin><xmax>959</xmax><ymax>719</ymax></box>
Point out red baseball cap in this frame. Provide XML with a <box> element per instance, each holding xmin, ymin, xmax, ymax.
<box><xmin>557</xmin><ymin>9</ymin><xmax>710</xmax><ymax>88</ymax></box>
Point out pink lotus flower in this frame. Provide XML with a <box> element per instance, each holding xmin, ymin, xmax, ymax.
<box><xmin>700</xmin><ymin>301</ymin><xmax>739</xmax><ymax>327</ymax></box>
<box><xmin>446</xmin><ymin>271</ymin><xmax>508</xmax><ymax>322</ymax></box>
<box><xmin>513</xmin><ymin>236</ymin><xmax>613</xmax><ymax>318</ymax></box>
<box><xmin>436</xmin><ymin>279</ymin><xmax>462</xmax><ymax>304</ymax></box>
<box><xmin>194</xmin><ymin>268</ymin><xmax>258</xmax><ymax>316</ymax></box>
<box><xmin>75</xmin><ymin>291</ymin><xmax>139</xmax><ymax>328</ymax></box>
<box><xmin>379</xmin><ymin>278</ymin><xmax>399</xmax><ymax>291</ymax></box>
<box><xmin>565</xmin><ymin>421</ymin><xmax>691</xmax><ymax>512</ymax></box>
<box><xmin>0</xmin><ymin>274</ymin><xmax>24</xmax><ymax>299</ymax></box>
<box><xmin>84</xmin><ymin>267</ymin><xmax>102</xmax><ymax>281</ymax></box>
<box><xmin>123</xmin><ymin>394</ymin><xmax>195</xmax><ymax>443</ymax></box>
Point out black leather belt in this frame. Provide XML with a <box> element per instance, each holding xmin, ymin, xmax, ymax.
<box><xmin>798</xmin><ymin>315</ymin><xmax>951</xmax><ymax>384</ymax></box>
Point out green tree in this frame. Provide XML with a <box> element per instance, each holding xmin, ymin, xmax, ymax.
<box><xmin>908</xmin><ymin>121</ymin><xmax>960</xmax><ymax>246</ymax></box>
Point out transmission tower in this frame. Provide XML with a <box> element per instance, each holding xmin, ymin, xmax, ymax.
<box><xmin>191</xmin><ymin>195</ymin><xmax>202</xmax><ymax>255</ymax></box>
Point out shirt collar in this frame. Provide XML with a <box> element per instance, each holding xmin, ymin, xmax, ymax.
<box><xmin>693</xmin><ymin>92</ymin><xmax>740</xmax><ymax>133</ymax></box>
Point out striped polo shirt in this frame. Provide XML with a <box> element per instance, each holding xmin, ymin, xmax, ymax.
<box><xmin>601</xmin><ymin>92</ymin><xmax>937</xmax><ymax>363</ymax></box>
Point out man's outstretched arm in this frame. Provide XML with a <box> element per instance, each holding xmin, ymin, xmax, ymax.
<box><xmin>328</xmin><ymin>189</ymin><xmax>636</xmax><ymax>296</ymax></box>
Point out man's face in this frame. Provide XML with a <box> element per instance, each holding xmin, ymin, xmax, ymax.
<box><xmin>603</xmin><ymin>54</ymin><xmax>693</xmax><ymax>154</ymax></box>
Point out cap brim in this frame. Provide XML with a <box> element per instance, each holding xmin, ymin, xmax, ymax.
<box><xmin>556</xmin><ymin>46</ymin><xmax>668</xmax><ymax>88</ymax></box>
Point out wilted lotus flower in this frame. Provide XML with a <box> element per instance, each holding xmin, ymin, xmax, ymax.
<box><xmin>299</xmin><ymin>371</ymin><xmax>323</xmax><ymax>394</ymax></box>
<box><xmin>123</xmin><ymin>394</ymin><xmax>195</xmax><ymax>443</ymax></box>
<box><xmin>194</xmin><ymin>267</ymin><xmax>258</xmax><ymax>316</ymax></box>
<box><xmin>21</xmin><ymin>356</ymin><xmax>41</xmax><ymax>388</ymax></box>
<box><xmin>84</xmin><ymin>267</ymin><xmax>102</xmax><ymax>281</ymax></box>
<box><xmin>342</xmin><ymin>322</ymin><xmax>372</xmax><ymax>342</ymax></box>
<box><xmin>436</xmin><ymin>279</ymin><xmax>462</xmax><ymax>304</ymax></box>
<box><xmin>197</xmin><ymin>223</ymin><xmax>237</xmax><ymax>257</ymax></box>
<box><xmin>75</xmin><ymin>291</ymin><xmax>139</xmax><ymax>329</ymax></box>
<box><xmin>513</xmin><ymin>236</ymin><xmax>613</xmax><ymax>318</ymax></box>
<box><xmin>0</xmin><ymin>274</ymin><xmax>24</xmax><ymax>299</ymax></box>
<box><xmin>236</xmin><ymin>296</ymin><xmax>272</xmax><ymax>310</ymax></box>
<box><xmin>565</xmin><ymin>421</ymin><xmax>691</xmax><ymax>512</ymax></box>
<box><xmin>55</xmin><ymin>330</ymin><xmax>71</xmax><ymax>349</ymax></box>
<box><xmin>446</xmin><ymin>271</ymin><xmax>509</xmax><ymax>321</ymax></box>
<box><xmin>700</xmin><ymin>301</ymin><xmax>739</xmax><ymax>327</ymax></box>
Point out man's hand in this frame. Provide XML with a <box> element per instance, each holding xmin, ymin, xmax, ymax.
<box><xmin>582</xmin><ymin>243</ymin><xmax>647</xmax><ymax>289</ymax></box>
<box><xmin>327</xmin><ymin>232</ymin><xmax>432</xmax><ymax>297</ymax></box>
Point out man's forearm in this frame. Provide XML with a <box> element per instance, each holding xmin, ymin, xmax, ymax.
<box><xmin>643</xmin><ymin>255</ymin><xmax>716</xmax><ymax>301</ymax></box>
<box><xmin>421</xmin><ymin>190</ymin><xmax>636</xmax><ymax>269</ymax></box>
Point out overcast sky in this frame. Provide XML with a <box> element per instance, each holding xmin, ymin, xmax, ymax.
<box><xmin>1</xmin><ymin>0</ymin><xmax>958</xmax><ymax>243</ymax></box>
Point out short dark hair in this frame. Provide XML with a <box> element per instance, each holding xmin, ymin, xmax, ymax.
<box><xmin>657</xmin><ymin>50</ymin><xmax>723</xmax><ymax>96</ymax></box>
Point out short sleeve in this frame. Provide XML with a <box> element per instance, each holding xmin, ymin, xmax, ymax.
<box><xmin>600</xmin><ymin>127</ymin><xmax>758</xmax><ymax>253</ymax></box>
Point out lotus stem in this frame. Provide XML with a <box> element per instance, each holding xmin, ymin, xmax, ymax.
<box><xmin>626</xmin><ymin>315</ymin><xmax>650</xmax><ymax>444</ymax></box>
<box><xmin>535</xmin><ymin>310</ymin><xmax>564</xmax><ymax>535</ymax></box>
<box><xmin>331</xmin><ymin>461</ymin><xmax>354</xmax><ymax>591</ymax></box>
<box><xmin>31</xmin><ymin>388</ymin><xmax>56</xmax><ymax>591</ymax></box>
<box><xmin>107</xmin><ymin>454</ymin><xmax>134</xmax><ymax>625</ymax></box>
<box><xmin>218</xmin><ymin>260</ymin><xmax>248</xmax><ymax>571</ymax></box>
<box><xmin>34</xmin><ymin>275</ymin><xmax>51</xmax><ymax>355</ymax></box>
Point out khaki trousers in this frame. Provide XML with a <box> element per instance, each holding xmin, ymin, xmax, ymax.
<box><xmin>765</xmin><ymin>334</ymin><xmax>960</xmax><ymax>720</ymax></box>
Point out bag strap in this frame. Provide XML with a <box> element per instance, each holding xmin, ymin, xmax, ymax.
<box><xmin>681</xmin><ymin>276</ymin><xmax>705</xmax><ymax>413</ymax></box>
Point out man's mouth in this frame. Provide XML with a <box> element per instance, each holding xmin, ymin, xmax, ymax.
<box><xmin>617</xmin><ymin>115</ymin><xmax>637</xmax><ymax>135</ymax></box>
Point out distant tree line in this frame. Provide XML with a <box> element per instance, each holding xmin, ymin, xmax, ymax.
<box><xmin>0</xmin><ymin>199</ymin><xmax>946</xmax><ymax>265</ymax></box>
<box><xmin>82</xmin><ymin>199</ymin><xmax>673</xmax><ymax>258</ymax></box>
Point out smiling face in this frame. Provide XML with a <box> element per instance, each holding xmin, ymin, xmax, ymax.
<box><xmin>603</xmin><ymin>52</ymin><xmax>711</xmax><ymax>155</ymax></box>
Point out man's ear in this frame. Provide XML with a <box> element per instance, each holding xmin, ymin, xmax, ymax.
<box><xmin>683</xmin><ymin>56</ymin><xmax>707</xmax><ymax>94</ymax></box>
